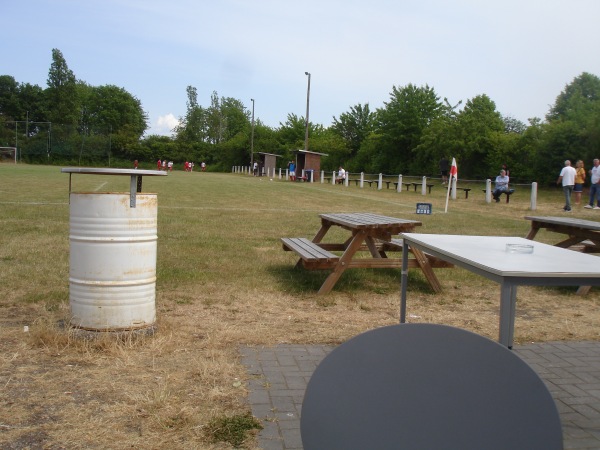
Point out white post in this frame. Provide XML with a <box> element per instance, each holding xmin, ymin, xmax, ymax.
<box><xmin>332</xmin><ymin>171</ymin><xmax>336</xmax><ymax>185</ymax></box>
<box><xmin>451</xmin><ymin>177</ymin><xmax>457</xmax><ymax>200</ymax></box>
<box><xmin>378</xmin><ymin>173</ymin><xmax>383</xmax><ymax>190</ymax></box>
<box><xmin>279</xmin><ymin>168</ymin><xmax>282</xmax><ymax>180</ymax></box>
<box><xmin>310</xmin><ymin>170</ymin><xmax>314</xmax><ymax>183</ymax></box>
<box><xmin>285</xmin><ymin>169</ymin><xmax>289</xmax><ymax>181</ymax></box>
<box><xmin>397</xmin><ymin>175</ymin><xmax>402</xmax><ymax>192</ymax></box>
<box><xmin>421</xmin><ymin>176</ymin><xmax>427</xmax><ymax>195</ymax></box>
<box><xmin>345</xmin><ymin>173</ymin><xmax>349</xmax><ymax>187</ymax></box>
<box><xmin>485</xmin><ymin>179</ymin><xmax>492</xmax><ymax>203</ymax></box>
<box><xmin>360</xmin><ymin>172</ymin><xmax>364</xmax><ymax>188</ymax></box>
<box><xmin>321</xmin><ymin>170</ymin><xmax>325</xmax><ymax>183</ymax></box>
<box><xmin>530</xmin><ymin>182</ymin><xmax>538</xmax><ymax>210</ymax></box>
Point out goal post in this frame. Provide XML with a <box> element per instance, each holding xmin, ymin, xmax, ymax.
<box><xmin>0</xmin><ymin>147</ymin><xmax>17</xmax><ymax>163</ymax></box>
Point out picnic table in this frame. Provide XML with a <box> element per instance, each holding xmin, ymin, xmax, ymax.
<box><xmin>400</xmin><ymin>233</ymin><xmax>600</xmax><ymax>348</ymax></box>
<box><xmin>281</xmin><ymin>213</ymin><xmax>449</xmax><ymax>295</ymax></box>
<box><xmin>525</xmin><ymin>216</ymin><xmax>600</xmax><ymax>252</ymax></box>
<box><xmin>525</xmin><ymin>216</ymin><xmax>600</xmax><ymax>295</ymax></box>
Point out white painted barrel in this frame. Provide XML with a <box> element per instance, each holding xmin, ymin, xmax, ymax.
<box><xmin>69</xmin><ymin>192</ymin><xmax>158</xmax><ymax>331</ymax></box>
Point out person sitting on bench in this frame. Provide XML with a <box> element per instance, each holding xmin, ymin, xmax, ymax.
<box><xmin>337</xmin><ymin>166</ymin><xmax>346</xmax><ymax>184</ymax></box>
<box><xmin>493</xmin><ymin>169</ymin><xmax>510</xmax><ymax>202</ymax></box>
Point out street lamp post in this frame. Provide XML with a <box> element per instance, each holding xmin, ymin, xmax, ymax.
<box><xmin>304</xmin><ymin>72</ymin><xmax>311</xmax><ymax>152</ymax></box>
<box><xmin>250</xmin><ymin>98</ymin><xmax>255</xmax><ymax>175</ymax></box>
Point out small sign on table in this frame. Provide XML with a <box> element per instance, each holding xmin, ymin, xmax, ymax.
<box><xmin>416</xmin><ymin>203</ymin><xmax>432</xmax><ymax>215</ymax></box>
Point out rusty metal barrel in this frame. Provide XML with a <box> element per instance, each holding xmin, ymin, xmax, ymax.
<box><xmin>62</xmin><ymin>168</ymin><xmax>166</xmax><ymax>332</ymax></box>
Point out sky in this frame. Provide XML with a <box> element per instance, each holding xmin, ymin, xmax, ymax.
<box><xmin>3</xmin><ymin>0</ymin><xmax>600</xmax><ymax>136</ymax></box>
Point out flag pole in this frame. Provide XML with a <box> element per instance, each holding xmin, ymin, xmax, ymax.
<box><xmin>444</xmin><ymin>157</ymin><xmax>457</xmax><ymax>213</ymax></box>
<box><xmin>444</xmin><ymin>178</ymin><xmax>452</xmax><ymax>213</ymax></box>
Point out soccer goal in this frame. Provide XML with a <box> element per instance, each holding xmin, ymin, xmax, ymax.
<box><xmin>0</xmin><ymin>147</ymin><xmax>17</xmax><ymax>163</ymax></box>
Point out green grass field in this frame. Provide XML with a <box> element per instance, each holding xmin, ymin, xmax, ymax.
<box><xmin>1</xmin><ymin>164</ymin><xmax>599</xmax><ymax>448</ymax></box>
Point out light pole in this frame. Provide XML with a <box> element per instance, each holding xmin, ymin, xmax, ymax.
<box><xmin>304</xmin><ymin>72</ymin><xmax>311</xmax><ymax>152</ymax></box>
<box><xmin>250</xmin><ymin>98</ymin><xmax>255</xmax><ymax>175</ymax></box>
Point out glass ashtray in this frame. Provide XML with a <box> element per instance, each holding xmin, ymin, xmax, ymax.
<box><xmin>506</xmin><ymin>243</ymin><xmax>534</xmax><ymax>254</ymax></box>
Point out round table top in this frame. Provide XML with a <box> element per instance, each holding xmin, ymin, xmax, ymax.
<box><xmin>301</xmin><ymin>323</ymin><xmax>563</xmax><ymax>450</ymax></box>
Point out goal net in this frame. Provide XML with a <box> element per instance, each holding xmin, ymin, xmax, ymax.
<box><xmin>0</xmin><ymin>147</ymin><xmax>17</xmax><ymax>163</ymax></box>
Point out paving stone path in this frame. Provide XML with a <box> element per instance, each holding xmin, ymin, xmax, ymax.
<box><xmin>241</xmin><ymin>341</ymin><xmax>600</xmax><ymax>450</ymax></box>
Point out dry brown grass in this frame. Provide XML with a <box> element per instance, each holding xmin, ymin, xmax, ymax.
<box><xmin>1</xmin><ymin>164</ymin><xmax>600</xmax><ymax>449</ymax></box>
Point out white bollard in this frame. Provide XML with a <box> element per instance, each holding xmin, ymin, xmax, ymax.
<box><xmin>397</xmin><ymin>175</ymin><xmax>402</xmax><ymax>192</ymax></box>
<box><xmin>421</xmin><ymin>176</ymin><xmax>427</xmax><ymax>195</ymax></box>
<box><xmin>451</xmin><ymin>178</ymin><xmax>457</xmax><ymax>200</ymax></box>
<box><xmin>485</xmin><ymin>179</ymin><xmax>492</xmax><ymax>203</ymax></box>
<box><xmin>360</xmin><ymin>172</ymin><xmax>364</xmax><ymax>188</ymax></box>
<box><xmin>531</xmin><ymin>182</ymin><xmax>538</xmax><ymax>210</ymax></box>
<box><xmin>332</xmin><ymin>171</ymin><xmax>336</xmax><ymax>185</ymax></box>
<box><xmin>378</xmin><ymin>173</ymin><xmax>383</xmax><ymax>190</ymax></box>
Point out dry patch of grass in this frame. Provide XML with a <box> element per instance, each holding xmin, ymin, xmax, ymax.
<box><xmin>1</xmin><ymin>165</ymin><xmax>600</xmax><ymax>448</ymax></box>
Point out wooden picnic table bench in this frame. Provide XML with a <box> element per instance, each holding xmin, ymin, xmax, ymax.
<box><xmin>281</xmin><ymin>213</ymin><xmax>447</xmax><ymax>294</ymax></box>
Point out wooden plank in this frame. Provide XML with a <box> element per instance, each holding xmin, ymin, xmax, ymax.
<box><xmin>281</xmin><ymin>238</ymin><xmax>339</xmax><ymax>262</ymax></box>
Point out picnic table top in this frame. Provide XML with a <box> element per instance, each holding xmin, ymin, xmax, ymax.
<box><xmin>525</xmin><ymin>216</ymin><xmax>600</xmax><ymax>231</ymax></box>
<box><xmin>319</xmin><ymin>212</ymin><xmax>421</xmax><ymax>230</ymax></box>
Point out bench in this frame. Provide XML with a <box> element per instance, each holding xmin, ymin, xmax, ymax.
<box><xmin>281</xmin><ymin>237</ymin><xmax>339</xmax><ymax>269</ymax></box>
<box><xmin>411</xmin><ymin>183</ymin><xmax>435</xmax><ymax>194</ymax></box>
<box><xmin>458</xmin><ymin>188</ymin><xmax>472</xmax><ymax>199</ymax></box>
<box><xmin>482</xmin><ymin>189</ymin><xmax>515</xmax><ymax>203</ymax></box>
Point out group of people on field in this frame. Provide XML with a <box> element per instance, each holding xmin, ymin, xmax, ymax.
<box><xmin>557</xmin><ymin>158</ymin><xmax>600</xmax><ymax>212</ymax></box>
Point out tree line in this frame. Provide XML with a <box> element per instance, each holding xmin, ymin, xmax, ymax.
<box><xmin>1</xmin><ymin>48</ymin><xmax>599</xmax><ymax>185</ymax></box>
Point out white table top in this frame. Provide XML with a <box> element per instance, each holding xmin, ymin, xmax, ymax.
<box><xmin>400</xmin><ymin>233</ymin><xmax>600</xmax><ymax>279</ymax></box>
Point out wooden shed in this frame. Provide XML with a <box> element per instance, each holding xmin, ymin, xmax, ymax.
<box><xmin>256</xmin><ymin>152</ymin><xmax>282</xmax><ymax>176</ymax></box>
<box><xmin>294</xmin><ymin>150</ymin><xmax>328</xmax><ymax>177</ymax></box>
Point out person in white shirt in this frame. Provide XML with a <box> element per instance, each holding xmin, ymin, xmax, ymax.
<box><xmin>557</xmin><ymin>160</ymin><xmax>577</xmax><ymax>212</ymax></box>
<box><xmin>492</xmin><ymin>169</ymin><xmax>509</xmax><ymax>202</ymax></box>
<box><xmin>584</xmin><ymin>158</ymin><xmax>600</xmax><ymax>209</ymax></box>
<box><xmin>337</xmin><ymin>166</ymin><xmax>346</xmax><ymax>184</ymax></box>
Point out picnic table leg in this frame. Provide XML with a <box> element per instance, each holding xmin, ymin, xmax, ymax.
<box><xmin>365</xmin><ymin>236</ymin><xmax>383</xmax><ymax>258</ymax></box>
<box><xmin>410</xmin><ymin>247</ymin><xmax>442</xmax><ymax>293</ymax></box>
<box><xmin>524</xmin><ymin>225</ymin><xmax>540</xmax><ymax>240</ymax></box>
<box><xmin>318</xmin><ymin>231</ymin><xmax>367</xmax><ymax>295</ymax></box>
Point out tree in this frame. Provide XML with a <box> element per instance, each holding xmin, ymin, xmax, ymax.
<box><xmin>539</xmin><ymin>73</ymin><xmax>600</xmax><ymax>184</ymax></box>
<box><xmin>175</xmin><ymin>85</ymin><xmax>207</xmax><ymax>143</ymax></box>
<box><xmin>454</xmin><ymin>94</ymin><xmax>504</xmax><ymax>178</ymax></box>
<box><xmin>79</xmin><ymin>84</ymin><xmax>147</xmax><ymax>136</ymax></box>
<box><xmin>45</xmin><ymin>48</ymin><xmax>79</xmax><ymax>128</ymax></box>
<box><xmin>376</xmin><ymin>84</ymin><xmax>444</xmax><ymax>174</ymax></box>
<box><xmin>331</xmin><ymin>103</ymin><xmax>375</xmax><ymax>157</ymax></box>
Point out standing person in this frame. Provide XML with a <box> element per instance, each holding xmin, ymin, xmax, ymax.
<box><xmin>201</xmin><ymin>161</ymin><xmax>206</xmax><ymax>172</ymax></box>
<box><xmin>289</xmin><ymin>160</ymin><xmax>296</xmax><ymax>181</ymax></box>
<box><xmin>574</xmin><ymin>160</ymin><xmax>586</xmax><ymax>205</ymax></box>
<box><xmin>585</xmin><ymin>158</ymin><xmax>600</xmax><ymax>209</ymax></box>
<box><xmin>439</xmin><ymin>157</ymin><xmax>449</xmax><ymax>184</ymax></box>
<box><xmin>557</xmin><ymin>160</ymin><xmax>577</xmax><ymax>212</ymax></box>
<box><xmin>502</xmin><ymin>164</ymin><xmax>510</xmax><ymax>177</ymax></box>
<box><xmin>168</xmin><ymin>161</ymin><xmax>173</xmax><ymax>171</ymax></box>
<box><xmin>492</xmin><ymin>169</ymin><xmax>510</xmax><ymax>202</ymax></box>
<box><xmin>133</xmin><ymin>159</ymin><xmax>138</xmax><ymax>169</ymax></box>
<box><xmin>253</xmin><ymin>161</ymin><xmax>258</xmax><ymax>176</ymax></box>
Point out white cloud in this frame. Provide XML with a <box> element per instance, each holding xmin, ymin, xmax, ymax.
<box><xmin>149</xmin><ymin>113</ymin><xmax>179</xmax><ymax>136</ymax></box>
